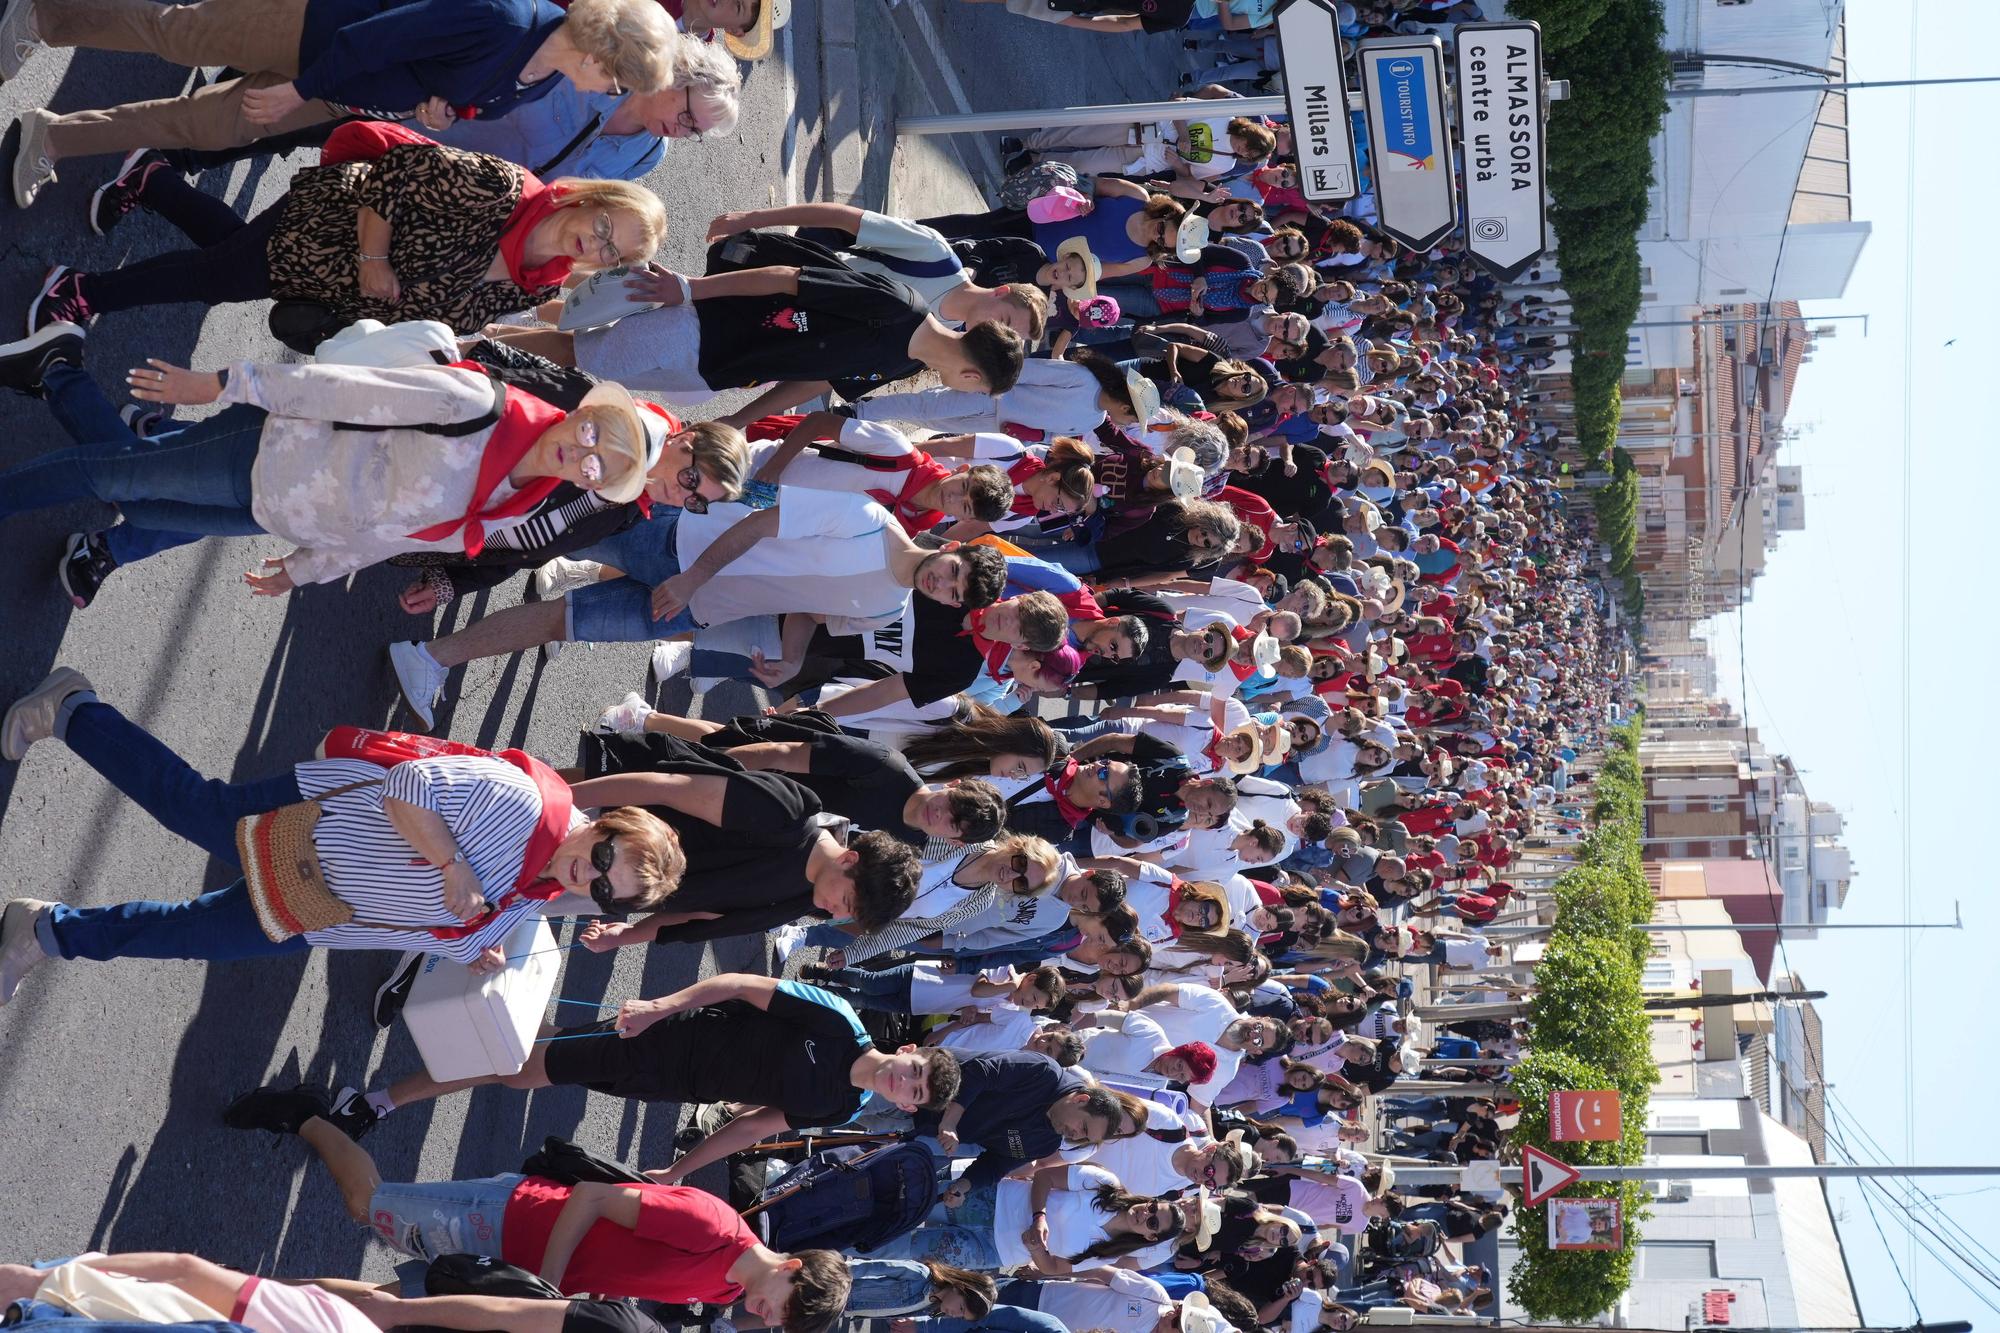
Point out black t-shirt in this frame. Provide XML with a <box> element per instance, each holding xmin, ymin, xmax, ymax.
<box><xmin>695</xmin><ymin>261</ymin><xmax>929</xmax><ymax>392</ymax></box>
<box><xmin>1232</xmin><ymin>444</ymin><xmax>1338</xmax><ymax>526</ymax></box>
<box><xmin>705</xmin><ymin>714</ymin><xmax>930</xmax><ymax>848</ymax></box>
<box><xmin>544</xmin><ymin>981</ymin><xmax>875</xmax><ymax>1127</ymax></box>
<box><xmin>580</xmin><ymin>732</ymin><xmax>828</xmax><ymax>942</ymax></box>
<box><xmin>565</xmin><ymin>1299</ymin><xmax>677</xmax><ymax>1333</ymax></box>
<box><xmin>953</xmin><ymin>236</ymin><xmax>1051</xmax><ymax>287</ymax></box>
<box><xmin>1077</xmin><ymin>588</ymin><xmax>1181</xmax><ymax>696</ymax></box>
<box><xmin>811</xmin><ymin>590</ymin><xmax>989</xmax><ymax>712</ymax></box>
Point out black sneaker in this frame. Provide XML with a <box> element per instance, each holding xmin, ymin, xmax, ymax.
<box><xmin>998</xmin><ymin>136</ymin><xmax>1024</xmax><ymax>156</ymax></box>
<box><xmin>1003</xmin><ymin>150</ymin><xmax>1033</xmax><ymax>176</ymax></box>
<box><xmin>373</xmin><ymin>949</ymin><xmax>422</xmax><ymax>1028</ymax></box>
<box><xmin>0</xmin><ymin>320</ymin><xmax>83</xmax><ymax>398</ymax></box>
<box><xmin>222</xmin><ymin>1084</ymin><xmax>330</xmax><ymax>1136</ymax></box>
<box><xmin>89</xmin><ymin>148</ymin><xmax>167</xmax><ymax>237</ymax></box>
<box><xmin>27</xmin><ymin>266</ymin><xmax>94</xmax><ymax>337</ymax></box>
<box><xmin>59</xmin><ymin>530</ymin><xmax>116</xmax><ymax>609</ymax></box>
<box><xmin>324</xmin><ymin>1085</ymin><xmax>381</xmax><ymax>1142</ymax></box>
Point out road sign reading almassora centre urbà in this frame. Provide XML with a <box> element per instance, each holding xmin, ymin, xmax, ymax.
<box><xmin>1357</xmin><ymin>35</ymin><xmax>1458</xmax><ymax>252</ymax></box>
<box><xmin>1453</xmin><ymin>20</ymin><xmax>1549</xmax><ymax>279</ymax></box>
<box><xmin>1273</xmin><ymin>0</ymin><xmax>1357</xmax><ymax>202</ymax></box>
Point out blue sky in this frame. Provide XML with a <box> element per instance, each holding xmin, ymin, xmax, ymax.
<box><xmin>1702</xmin><ymin>0</ymin><xmax>2000</xmax><ymax>1321</ymax></box>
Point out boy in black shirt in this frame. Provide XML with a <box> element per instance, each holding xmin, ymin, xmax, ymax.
<box><xmin>344</xmin><ymin>975</ymin><xmax>960</xmax><ymax>1155</ymax></box>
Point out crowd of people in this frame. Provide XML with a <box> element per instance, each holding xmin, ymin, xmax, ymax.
<box><xmin>0</xmin><ymin>0</ymin><xmax>1624</xmax><ymax>1330</ymax></box>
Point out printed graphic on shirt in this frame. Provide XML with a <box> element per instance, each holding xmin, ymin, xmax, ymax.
<box><xmin>1183</xmin><ymin>122</ymin><xmax>1216</xmax><ymax>163</ymax></box>
<box><xmin>863</xmin><ymin>603</ymin><xmax>920</xmax><ymax>673</ymax></box>
<box><xmin>765</xmin><ymin>307</ymin><xmax>809</xmax><ymax>333</ymax></box>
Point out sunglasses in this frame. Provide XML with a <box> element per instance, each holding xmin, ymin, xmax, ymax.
<box><xmin>674</xmin><ymin>464</ymin><xmax>708</xmax><ymax>513</ymax></box>
<box><xmin>587</xmin><ymin>834</ymin><xmax>621</xmax><ymax>911</ymax></box>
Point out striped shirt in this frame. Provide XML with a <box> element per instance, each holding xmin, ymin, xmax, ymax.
<box><xmin>481</xmin><ymin>487</ymin><xmax>620</xmax><ymax>554</ymax></box>
<box><xmin>294</xmin><ymin>756</ymin><xmax>581</xmax><ymax>962</ymax></box>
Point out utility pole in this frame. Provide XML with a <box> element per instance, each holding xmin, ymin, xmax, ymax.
<box><xmin>1386</xmin><ymin>1161</ymin><xmax>2000</xmax><ymax>1187</ymax></box>
<box><xmin>1666</xmin><ymin>74</ymin><xmax>2000</xmax><ymax>100</ymax></box>
<box><xmin>1482</xmin><ymin>917</ymin><xmax>1960</xmax><ymax>938</ymax></box>
<box><xmin>1642</xmin><ymin>988</ymin><xmax>1826</xmax><ymax>1010</ymax></box>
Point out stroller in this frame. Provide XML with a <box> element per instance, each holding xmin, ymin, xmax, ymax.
<box><xmin>740</xmin><ymin>1137</ymin><xmax>940</xmax><ymax>1254</ymax></box>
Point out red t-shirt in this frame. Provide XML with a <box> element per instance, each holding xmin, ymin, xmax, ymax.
<box><xmin>501</xmin><ymin>1178</ymin><xmax>756</xmax><ymax>1303</ymax></box>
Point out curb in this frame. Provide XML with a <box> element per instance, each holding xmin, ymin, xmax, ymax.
<box><xmin>818</xmin><ymin>0</ymin><xmax>867</xmax><ymax>203</ymax></box>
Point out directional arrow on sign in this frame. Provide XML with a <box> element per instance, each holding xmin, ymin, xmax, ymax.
<box><xmin>1521</xmin><ymin>1144</ymin><xmax>1584</xmax><ymax>1205</ymax></box>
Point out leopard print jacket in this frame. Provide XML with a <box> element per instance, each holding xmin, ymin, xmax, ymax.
<box><xmin>267</xmin><ymin>141</ymin><xmax>555</xmax><ymax>334</ymax></box>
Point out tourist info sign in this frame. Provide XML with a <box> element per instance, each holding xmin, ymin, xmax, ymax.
<box><xmin>1454</xmin><ymin>20</ymin><xmax>1549</xmax><ymax>278</ymax></box>
<box><xmin>1273</xmin><ymin>0</ymin><xmax>1357</xmax><ymax>202</ymax></box>
<box><xmin>1356</xmin><ymin>35</ymin><xmax>1458</xmax><ymax>252</ymax></box>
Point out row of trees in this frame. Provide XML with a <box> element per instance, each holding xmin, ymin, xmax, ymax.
<box><xmin>1509</xmin><ymin>719</ymin><xmax>1656</xmax><ymax>1321</ymax></box>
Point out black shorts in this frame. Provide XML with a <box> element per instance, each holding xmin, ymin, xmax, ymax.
<box><xmin>539</xmin><ymin>1014</ymin><xmax>698</xmax><ymax>1102</ymax></box>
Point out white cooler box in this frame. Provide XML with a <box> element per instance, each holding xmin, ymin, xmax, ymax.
<box><xmin>403</xmin><ymin>915</ymin><xmax>561</xmax><ymax>1081</ymax></box>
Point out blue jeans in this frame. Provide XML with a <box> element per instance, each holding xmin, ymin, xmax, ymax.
<box><xmin>368</xmin><ymin>1174</ymin><xmax>521</xmax><ymax>1261</ymax></box>
<box><xmin>844</xmin><ymin>1259</ymin><xmax>936</xmax><ymax>1317</ymax></box>
<box><xmin>39</xmin><ymin>701</ymin><xmax>308</xmax><ymax>964</ymax></box>
<box><xmin>1043</xmin><ymin>542</ymin><xmax>1101</xmax><ymax>575</ymax></box>
<box><xmin>815</xmin><ymin>963</ymin><xmax>916</xmax><ymax>1013</ymax></box>
<box><xmin>2</xmin><ymin>366</ymin><xmax>266</xmax><ymax>544</ymax></box>
<box><xmin>39</xmin><ymin>363</ymin><xmax>202</xmax><ymax>565</ymax></box>
<box><xmin>565</xmin><ymin>506</ymin><xmax>701</xmax><ymax>640</ymax></box>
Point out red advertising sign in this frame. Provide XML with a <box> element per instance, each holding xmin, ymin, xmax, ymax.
<box><xmin>1549</xmin><ymin>1089</ymin><xmax>1623</xmax><ymax>1141</ymax></box>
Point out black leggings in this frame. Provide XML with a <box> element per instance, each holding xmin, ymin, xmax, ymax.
<box><xmin>83</xmin><ymin>171</ymin><xmax>282</xmax><ymax>314</ymax></box>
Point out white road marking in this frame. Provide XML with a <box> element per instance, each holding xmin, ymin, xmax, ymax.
<box><xmin>779</xmin><ymin>16</ymin><xmax>802</xmax><ymax>203</ymax></box>
<box><xmin>894</xmin><ymin>0</ymin><xmax>1003</xmax><ymax>181</ymax></box>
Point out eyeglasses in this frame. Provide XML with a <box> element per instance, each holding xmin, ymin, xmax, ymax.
<box><xmin>590</xmin><ymin>212</ymin><xmax>623</xmax><ymax>267</ymax></box>
<box><xmin>675</xmin><ymin>105</ymin><xmax>706</xmax><ymax>138</ymax></box>
<box><xmin>574</xmin><ymin>419</ymin><xmax>607</xmax><ymax>485</ymax></box>
<box><xmin>675</xmin><ymin>464</ymin><xmax>708</xmax><ymax>513</ymax></box>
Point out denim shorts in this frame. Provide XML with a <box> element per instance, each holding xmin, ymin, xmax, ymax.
<box><xmin>566</xmin><ymin>506</ymin><xmax>702</xmax><ymax>642</ymax></box>
<box><xmin>367</xmin><ymin>1173</ymin><xmax>521</xmax><ymax>1262</ymax></box>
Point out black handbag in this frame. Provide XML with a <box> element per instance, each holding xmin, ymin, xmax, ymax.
<box><xmin>519</xmin><ymin>1134</ymin><xmax>651</xmax><ymax>1187</ymax></box>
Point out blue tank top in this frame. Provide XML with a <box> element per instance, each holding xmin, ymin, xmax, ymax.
<box><xmin>1033</xmin><ymin>194</ymin><xmax>1149</xmax><ymax>265</ymax></box>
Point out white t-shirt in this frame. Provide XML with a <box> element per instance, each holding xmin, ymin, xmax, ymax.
<box><xmin>937</xmin><ymin>1000</ymin><xmax>1041</xmax><ymax>1054</ymax></box>
<box><xmin>1074</xmin><ymin>1010</ymin><xmax>1174</xmax><ymax>1077</ymax></box>
<box><xmin>1085</xmin><ymin>1100</ymin><xmax>1206</xmax><ymax>1195</ymax></box>
<box><xmin>837</xmin><ymin>211</ymin><xmax>973</xmax><ymax>315</ymax></box>
<box><xmin>746</xmin><ymin>419</ymin><xmax>920</xmax><ymax>501</ymax></box>
<box><xmin>678</xmin><ymin>487</ymin><xmax>909</xmax><ymax>633</ymax></box>
<box><xmin>1032</xmin><ymin>1268</ymin><xmax>1174</xmax><ymax>1333</ymax></box>
<box><xmin>909</xmin><ymin>962</ymin><xmax>1010</xmax><ymax>1014</ymax></box>
<box><xmin>1141</xmin><ymin>983</ymin><xmax>1244</xmax><ymax>1093</ymax></box>
<box><xmin>994</xmin><ymin>1164</ymin><xmax>1130</xmax><ymax>1270</ymax></box>
<box><xmin>1441</xmin><ymin>936</ymin><xmax>1495</xmax><ymax>969</ymax></box>
<box><xmin>1133</xmin><ymin>697</ymin><xmax>1253</xmax><ymax>776</ymax></box>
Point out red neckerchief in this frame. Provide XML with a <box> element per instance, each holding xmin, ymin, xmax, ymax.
<box><xmin>1165</xmin><ymin>876</ymin><xmax>1189</xmax><ymax>938</ymax></box>
<box><xmin>1043</xmin><ymin>756</ymin><xmax>1090</xmax><ymax>828</ymax></box>
<box><xmin>1007</xmin><ymin>455</ymin><xmax>1048</xmax><ymax>515</ymax></box>
<box><xmin>496</xmin><ymin>178</ymin><xmax>575</xmax><ymax>290</ymax></box>
<box><xmin>866</xmin><ymin>451</ymin><xmax>954</xmax><ymax>533</ymax></box>
<box><xmin>315</xmin><ymin>726</ymin><xmax>575</xmax><ymax>940</ymax></box>
<box><xmin>405</xmin><ymin>371</ymin><xmax>566</xmax><ymax>557</ymax></box>
<box><xmin>1227</xmin><ymin>625</ymin><xmax>1260</xmax><ymax>681</ymax></box>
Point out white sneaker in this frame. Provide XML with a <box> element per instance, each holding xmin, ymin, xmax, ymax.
<box><xmin>540</xmin><ymin>637</ymin><xmax>565</xmax><ymax>664</ymax></box>
<box><xmin>0</xmin><ymin>897</ymin><xmax>52</xmax><ymax>1004</ymax></box>
<box><xmin>593</xmin><ymin>691</ymin><xmax>653</xmax><ymax>737</ymax></box>
<box><xmin>649</xmin><ymin>639</ymin><xmax>691</xmax><ymax>683</ymax></box>
<box><xmin>388</xmin><ymin>641</ymin><xmax>448</xmax><ymax>730</ymax></box>
<box><xmin>0</xmin><ymin>0</ymin><xmax>44</xmax><ymax>85</ymax></box>
<box><xmin>770</xmin><ymin>920</ymin><xmax>809</xmax><ymax>964</ymax></box>
<box><xmin>532</xmin><ymin>556</ymin><xmax>603</xmax><ymax>599</ymax></box>
<box><xmin>11</xmin><ymin>106</ymin><xmax>56</xmax><ymax>208</ymax></box>
<box><xmin>2</xmin><ymin>665</ymin><xmax>91</xmax><ymax>761</ymax></box>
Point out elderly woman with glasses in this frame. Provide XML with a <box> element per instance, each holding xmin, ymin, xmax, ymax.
<box><xmin>25</xmin><ymin>120</ymin><xmax>667</xmax><ymax>350</ymax></box>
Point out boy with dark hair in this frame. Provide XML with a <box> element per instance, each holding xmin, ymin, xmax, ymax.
<box><xmin>218</xmin><ymin>1087</ymin><xmax>853</xmax><ymax>1331</ymax></box>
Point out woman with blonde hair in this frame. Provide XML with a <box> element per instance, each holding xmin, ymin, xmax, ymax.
<box><xmin>27</xmin><ymin>121</ymin><xmax>668</xmax><ymax>347</ymax></box>
<box><xmin>10</xmin><ymin>0</ymin><xmax>679</xmax><ymax>208</ymax></box>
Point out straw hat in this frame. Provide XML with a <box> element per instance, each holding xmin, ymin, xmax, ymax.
<box><xmin>1056</xmin><ymin>235</ymin><xmax>1103</xmax><ymax>300</ymax></box>
<box><xmin>574</xmin><ymin>380</ymin><xmax>652</xmax><ymax>504</ymax></box>
<box><xmin>722</xmin><ymin>0</ymin><xmax>790</xmax><ymax>61</ymax></box>
<box><xmin>1222</xmin><ymin>722</ymin><xmax>1266</xmax><ymax>776</ymax></box>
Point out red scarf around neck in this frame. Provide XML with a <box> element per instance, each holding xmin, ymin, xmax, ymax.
<box><xmin>407</xmin><ymin>365</ymin><xmax>567</xmax><ymax>558</ymax></box>
<box><xmin>497</xmin><ymin>178</ymin><xmax>577</xmax><ymax>290</ymax></box>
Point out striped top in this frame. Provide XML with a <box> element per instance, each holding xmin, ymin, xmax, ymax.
<box><xmin>482</xmin><ymin>487</ymin><xmax>620</xmax><ymax>554</ymax></box>
<box><xmin>294</xmin><ymin>755</ymin><xmax>582</xmax><ymax>962</ymax></box>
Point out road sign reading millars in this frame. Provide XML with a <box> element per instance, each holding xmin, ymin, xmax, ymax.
<box><xmin>1357</xmin><ymin>36</ymin><xmax>1458</xmax><ymax>253</ymax></box>
<box><xmin>1521</xmin><ymin>1143</ymin><xmax>1584</xmax><ymax>1206</ymax></box>
<box><xmin>1454</xmin><ymin>20</ymin><xmax>1548</xmax><ymax>279</ymax></box>
<box><xmin>1273</xmin><ymin>0</ymin><xmax>1357</xmax><ymax>202</ymax></box>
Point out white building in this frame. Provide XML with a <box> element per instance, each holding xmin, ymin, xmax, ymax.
<box><xmin>1628</xmin><ymin>0</ymin><xmax>1867</xmax><ymax>371</ymax></box>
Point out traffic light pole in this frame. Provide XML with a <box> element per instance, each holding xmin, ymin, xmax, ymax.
<box><xmin>1385</xmin><ymin>1161</ymin><xmax>2000</xmax><ymax>1187</ymax></box>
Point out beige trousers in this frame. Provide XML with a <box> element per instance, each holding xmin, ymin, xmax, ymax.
<box><xmin>38</xmin><ymin>0</ymin><xmax>337</xmax><ymax>161</ymax></box>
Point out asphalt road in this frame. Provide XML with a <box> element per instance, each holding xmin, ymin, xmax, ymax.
<box><xmin>0</xmin><ymin>0</ymin><xmax>1190</xmax><ymax>1281</ymax></box>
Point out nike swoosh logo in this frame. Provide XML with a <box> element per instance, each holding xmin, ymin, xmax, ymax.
<box><xmin>804</xmin><ymin>1040</ymin><xmax>818</xmax><ymax>1064</ymax></box>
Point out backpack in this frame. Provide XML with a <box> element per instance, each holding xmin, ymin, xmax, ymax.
<box><xmin>997</xmin><ymin>160</ymin><xmax>1080</xmax><ymax>211</ymax></box>
<box><xmin>518</xmin><ymin>1134</ymin><xmax>652</xmax><ymax>1187</ymax></box>
<box><xmin>743</xmin><ymin>1140</ymin><xmax>939</xmax><ymax>1254</ymax></box>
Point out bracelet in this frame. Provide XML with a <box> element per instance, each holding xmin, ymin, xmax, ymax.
<box><xmin>359</xmin><ymin>252</ymin><xmax>391</xmax><ymax>262</ymax></box>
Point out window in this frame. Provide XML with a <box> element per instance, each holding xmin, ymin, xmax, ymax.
<box><xmin>1640</xmin><ymin>1242</ymin><xmax>1716</xmax><ymax>1277</ymax></box>
<box><xmin>1648</xmin><ymin>1132</ymin><xmax>1710</xmax><ymax>1155</ymax></box>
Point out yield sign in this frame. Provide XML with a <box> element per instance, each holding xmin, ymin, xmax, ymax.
<box><xmin>1521</xmin><ymin>1144</ymin><xmax>1583</xmax><ymax>1205</ymax></box>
